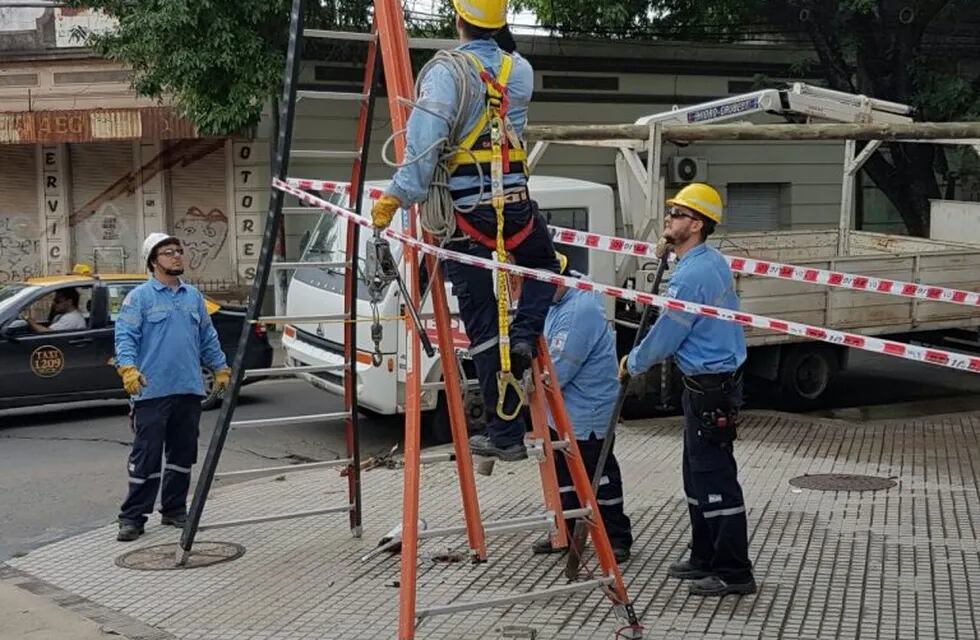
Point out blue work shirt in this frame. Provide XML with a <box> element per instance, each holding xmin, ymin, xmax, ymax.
<box><xmin>387</xmin><ymin>38</ymin><xmax>533</xmax><ymax>209</ymax></box>
<box><xmin>114</xmin><ymin>277</ymin><xmax>227</xmax><ymax>401</ymax></box>
<box><xmin>627</xmin><ymin>243</ymin><xmax>747</xmax><ymax>377</ymax></box>
<box><xmin>545</xmin><ymin>287</ymin><xmax>621</xmax><ymax>439</ymax></box>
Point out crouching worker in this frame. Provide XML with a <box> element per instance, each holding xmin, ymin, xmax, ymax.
<box><xmin>531</xmin><ymin>253</ymin><xmax>632</xmax><ymax>562</ymax></box>
<box><xmin>114</xmin><ymin>233</ymin><xmax>231</xmax><ymax>541</ymax></box>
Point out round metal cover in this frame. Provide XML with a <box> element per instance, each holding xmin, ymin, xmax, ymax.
<box><xmin>789</xmin><ymin>473</ymin><xmax>896</xmax><ymax>492</ymax></box>
<box><xmin>115</xmin><ymin>542</ymin><xmax>245</xmax><ymax>571</ymax></box>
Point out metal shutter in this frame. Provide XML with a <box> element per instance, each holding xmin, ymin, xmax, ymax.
<box><xmin>70</xmin><ymin>142</ymin><xmax>139</xmax><ymax>273</ymax></box>
<box><xmin>725</xmin><ymin>183</ymin><xmax>781</xmax><ymax>232</ymax></box>
<box><xmin>0</xmin><ymin>145</ymin><xmax>42</xmax><ymax>283</ymax></box>
<box><xmin>167</xmin><ymin>143</ymin><xmax>231</xmax><ymax>284</ymax></box>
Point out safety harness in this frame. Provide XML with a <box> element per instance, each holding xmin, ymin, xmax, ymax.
<box><xmin>451</xmin><ymin>52</ymin><xmax>529</xmax><ymax>420</ymax></box>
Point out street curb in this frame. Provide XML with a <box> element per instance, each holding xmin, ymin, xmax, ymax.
<box><xmin>0</xmin><ymin>564</ymin><xmax>175</xmax><ymax>640</ymax></box>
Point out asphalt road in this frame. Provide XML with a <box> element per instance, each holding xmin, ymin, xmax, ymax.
<box><xmin>2</xmin><ymin>349</ymin><xmax>979</xmax><ymax>561</ymax></box>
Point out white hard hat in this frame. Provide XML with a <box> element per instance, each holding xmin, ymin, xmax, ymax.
<box><xmin>141</xmin><ymin>233</ymin><xmax>179</xmax><ymax>272</ymax></box>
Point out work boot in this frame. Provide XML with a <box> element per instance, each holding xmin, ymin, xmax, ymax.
<box><xmin>161</xmin><ymin>513</ymin><xmax>187</xmax><ymax>528</ymax></box>
<box><xmin>668</xmin><ymin>558</ymin><xmax>713</xmax><ymax>580</ymax></box>
<box><xmin>531</xmin><ymin>537</ymin><xmax>565</xmax><ymax>555</ymax></box>
<box><xmin>510</xmin><ymin>341</ymin><xmax>534</xmax><ymax>380</ymax></box>
<box><xmin>688</xmin><ymin>575</ymin><xmax>757</xmax><ymax>597</ymax></box>
<box><xmin>117</xmin><ymin>523</ymin><xmax>144</xmax><ymax>542</ymax></box>
<box><xmin>468</xmin><ymin>434</ymin><xmax>528</xmax><ymax>461</ymax></box>
<box><xmin>613</xmin><ymin>547</ymin><xmax>631</xmax><ymax>563</ymax></box>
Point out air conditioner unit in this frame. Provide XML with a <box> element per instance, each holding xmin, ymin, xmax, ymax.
<box><xmin>668</xmin><ymin>156</ymin><xmax>708</xmax><ymax>184</ymax></box>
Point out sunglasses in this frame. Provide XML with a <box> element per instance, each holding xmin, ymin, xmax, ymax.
<box><xmin>158</xmin><ymin>248</ymin><xmax>185</xmax><ymax>257</ymax></box>
<box><xmin>664</xmin><ymin>207</ymin><xmax>698</xmax><ymax>222</ymax></box>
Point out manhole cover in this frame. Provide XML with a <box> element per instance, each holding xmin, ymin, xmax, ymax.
<box><xmin>115</xmin><ymin>542</ymin><xmax>245</xmax><ymax>571</ymax></box>
<box><xmin>789</xmin><ymin>473</ymin><xmax>896</xmax><ymax>492</ymax></box>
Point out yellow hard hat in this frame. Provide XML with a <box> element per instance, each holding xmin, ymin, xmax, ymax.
<box><xmin>453</xmin><ymin>0</ymin><xmax>507</xmax><ymax>29</ymax></box>
<box><xmin>666</xmin><ymin>183</ymin><xmax>723</xmax><ymax>224</ymax></box>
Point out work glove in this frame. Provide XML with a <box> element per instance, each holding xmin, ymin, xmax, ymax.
<box><xmin>371</xmin><ymin>194</ymin><xmax>401</xmax><ymax>229</ymax></box>
<box><xmin>117</xmin><ymin>365</ymin><xmax>145</xmax><ymax>396</ymax></box>
<box><xmin>618</xmin><ymin>355</ymin><xmax>630</xmax><ymax>381</ymax></box>
<box><xmin>654</xmin><ymin>237</ymin><xmax>672</xmax><ymax>260</ymax></box>
<box><xmin>213</xmin><ymin>367</ymin><xmax>231</xmax><ymax>393</ymax></box>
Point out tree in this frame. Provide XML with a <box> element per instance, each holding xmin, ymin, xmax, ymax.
<box><xmin>67</xmin><ymin>0</ymin><xmax>373</xmax><ymax>136</ymax></box>
<box><xmin>516</xmin><ymin>0</ymin><xmax>980</xmax><ymax>236</ymax></box>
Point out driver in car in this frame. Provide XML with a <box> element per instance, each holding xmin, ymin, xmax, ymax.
<box><xmin>24</xmin><ymin>287</ymin><xmax>86</xmax><ymax>333</ymax></box>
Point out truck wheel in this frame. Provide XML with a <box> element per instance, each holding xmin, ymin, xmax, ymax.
<box><xmin>426</xmin><ymin>391</ymin><xmax>486</xmax><ymax>445</ymax></box>
<box><xmin>778</xmin><ymin>345</ymin><xmax>838</xmax><ymax>407</ymax></box>
<box><xmin>200</xmin><ymin>365</ymin><xmax>223</xmax><ymax>411</ymax></box>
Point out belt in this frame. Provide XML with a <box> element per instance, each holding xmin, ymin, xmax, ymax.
<box><xmin>683</xmin><ymin>371</ymin><xmax>741</xmax><ymax>391</ymax></box>
<box><xmin>476</xmin><ymin>189</ymin><xmax>530</xmax><ymax>205</ymax></box>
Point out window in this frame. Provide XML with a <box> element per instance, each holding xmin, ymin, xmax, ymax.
<box><xmin>724</xmin><ymin>183</ymin><xmax>785</xmax><ymax>232</ymax></box>
<box><xmin>539</xmin><ymin>207</ymin><xmax>590</xmax><ymax>275</ymax></box>
<box><xmin>107</xmin><ymin>283</ymin><xmax>141</xmax><ymax>324</ymax></box>
<box><xmin>21</xmin><ymin>286</ymin><xmax>93</xmax><ymax>331</ymax></box>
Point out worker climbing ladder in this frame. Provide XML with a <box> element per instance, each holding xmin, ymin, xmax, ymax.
<box><xmin>178</xmin><ymin>0</ymin><xmax>641</xmax><ymax>635</ymax></box>
<box><xmin>176</xmin><ymin>0</ymin><xmax>387</xmax><ymax>562</ymax></box>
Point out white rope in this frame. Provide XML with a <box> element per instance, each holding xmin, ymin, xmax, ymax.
<box><xmin>379</xmin><ymin>49</ymin><xmax>487</xmax><ymax>244</ymax></box>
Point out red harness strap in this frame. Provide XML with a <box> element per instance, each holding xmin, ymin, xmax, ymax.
<box><xmin>454</xmin><ymin>211</ymin><xmax>535</xmax><ymax>251</ymax></box>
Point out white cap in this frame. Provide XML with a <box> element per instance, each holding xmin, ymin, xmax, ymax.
<box><xmin>141</xmin><ymin>232</ymin><xmax>178</xmax><ymax>272</ymax></box>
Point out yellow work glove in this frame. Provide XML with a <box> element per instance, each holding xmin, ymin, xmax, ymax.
<box><xmin>618</xmin><ymin>355</ymin><xmax>630</xmax><ymax>381</ymax></box>
<box><xmin>371</xmin><ymin>194</ymin><xmax>401</xmax><ymax>229</ymax></box>
<box><xmin>117</xmin><ymin>365</ymin><xmax>145</xmax><ymax>396</ymax></box>
<box><xmin>213</xmin><ymin>367</ymin><xmax>231</xmax><ymax>392</ymax></box>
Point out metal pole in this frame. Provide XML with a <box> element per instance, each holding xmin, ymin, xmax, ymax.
<box><xmin>837</xmin><ymin>140</ymin><xmax>857</xmax><ymax>256</ymax></box>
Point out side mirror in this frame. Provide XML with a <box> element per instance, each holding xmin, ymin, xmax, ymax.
<box><xmin>1</xmin><ymin>318</ymin><xmax>28</xmax><ymax>339</ymax></box>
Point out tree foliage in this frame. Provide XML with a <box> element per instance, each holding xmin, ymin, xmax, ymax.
<box><xmin>67</xmin><ymin>0</ymin><xmax>373</xmax><ymax>136</ymax></box>
<box><xmin>517</xmin><ymin>0</ymin><xmax>980</xmax><ymax>235</ymax></box>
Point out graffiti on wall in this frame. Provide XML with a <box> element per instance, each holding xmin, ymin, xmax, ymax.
<box><xmin>0</xmin><ymin>216</ymin><xmax>41</xmax><ymax>284</ymax></box>
<box><xmin>173</xmin><ymin>207</ymin><xmax>229</xmax><ymax>272</ymax></box>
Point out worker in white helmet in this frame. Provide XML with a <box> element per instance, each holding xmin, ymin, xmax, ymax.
<box><xmin>113</xmin><ymin>233</ymin><xmax>230</xmax><ymax>542</ymax></box>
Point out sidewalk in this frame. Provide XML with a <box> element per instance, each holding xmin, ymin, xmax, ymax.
<box><xmin>0</xmin><ymin>581</ymin><xmax>120</xmax><ymax>640</ymax></box>
<box><xmin>4</xmin><ymin>408</ymin><xmax>980</xmax><ymax>639</ymax></box>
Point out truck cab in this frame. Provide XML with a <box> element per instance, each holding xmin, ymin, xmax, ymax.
<box><xmin>281</xmin><ymin>175</ymin><xmax>616</xmax><ymax>441</ymax></box>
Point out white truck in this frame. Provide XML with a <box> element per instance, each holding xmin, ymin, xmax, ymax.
<box><xmin>282</xmin><ymin>84</ymin><xmax>980</xmax><ymax>439</ymax></box>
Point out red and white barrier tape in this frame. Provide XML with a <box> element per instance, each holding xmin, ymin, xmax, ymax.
<box><xmin>286</xmin><ymin>177</ymin><xmax>980</xmax><ymax>309</ymax></box>
<box><xmin>275</xmin><ymin>178</ymin><xmax>980</xmax><ymax>374</ymax></box>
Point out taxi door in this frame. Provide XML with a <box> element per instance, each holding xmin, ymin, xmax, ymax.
<box><xmin>0</xmin><ymin>284</ymin><xmax>102</xmax><ymax>401</ymax></box>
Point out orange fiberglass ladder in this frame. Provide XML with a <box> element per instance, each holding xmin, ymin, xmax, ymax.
<box><xmin>368</xmin><ymin>3</ymin><xmax>641</xmax><ymax>638</ymax></box>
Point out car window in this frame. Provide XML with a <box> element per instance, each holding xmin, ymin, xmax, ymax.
<box><xmin>0</xmin><ymin>284</ymin><xmax>27</xmax><ymax>304</ymax></box>
<box><xmin>20</xmin><ymin>286</ymin><xmax>94</xmax><ymax>331</ymax></box>
<box><xmin>107</xmin><ymin>283</ymin><xmax>141</xmax><ymax>324</ymax></box>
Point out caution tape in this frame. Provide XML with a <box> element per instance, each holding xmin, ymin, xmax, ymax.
<box><xmin>286</xmin><ymin>177</ymin><xmax>980</xmax><ymax>309</ymax></box>
<box><xmin>274</xmin><ymin>178</ymin><xmax>980</xmax><ymax>375</ymax></box>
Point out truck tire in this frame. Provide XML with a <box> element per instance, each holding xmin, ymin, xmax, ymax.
<box><xmin>778</xmin><ymin>344</ymin><xmax>839</xmax><ymax>408</ymax></box>
<box><xmin>425</xmin><ymin>390</ymin><xmax>486</xmax><ymax>445</ymax></box>
<box><xmin>200</xmin><ymin>365</ymin><xmax>223</xmax><ymax>411</ymax></box>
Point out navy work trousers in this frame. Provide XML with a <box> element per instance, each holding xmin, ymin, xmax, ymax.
<box><xmin>443</xmin><ymin>200</ymin><xmax>559</xmax><ymax>448</ymax></box>
<box><xmin>119</xmin><ymin>394</ymin><xmax>201</xmax><ymax>526</ymax></box>
<box><xmin>681</xmin><ymin>376</ymin><xmax>754</xmax><ymax>583</ymax></box>
<box><xmin>554</xmin><ymin>432</ymin><xmax>632</xmax><ymax>550</ymax></box>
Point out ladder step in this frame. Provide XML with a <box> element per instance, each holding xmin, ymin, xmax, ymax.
<box><xmin>270</xmin><ymin>260</ymin><xmax>348</xmax><ymax>270</ymax></box>
<box><xmin>215</xmin><ymin>457</ymin><xmax>354</xmax><ymax>480</ymax></box>
<box><xmin>291</xmin><ymin>149</ymin><xmax>361</xmax><ymax>160</ymax></box>
<box><xmin>297</xmin><ymin>90</ymin><xmax>368</xmax><ymax>101</ymax></box>
<box><xmin>303</xmin><ymin>28</ymin><xmax>377</xmax><ymax>42</ymax></box>
<box><xmin>256</xmin><ymin>313</ymin><xmax>348</xmax><ymax>324</ymax></box>
<box><xmin>198</xmin><ymin>505</ymin><xmax>353</xmax><ymax>531</ymax></box>
<box><xmin>281</xmin><ymin>206</ymin><xmax>324</xmax><ymax>215</ymax></box>
<box><xmin>416</xmin><ymin>576</ymin><xmax>616</xmax><ymax>619</ymax></box>
<box><xmin>243</xmin><ymin>364</ymin><xmax>346</xmax><ymax>379</ymax></box>
<box><xmin>362</xmin><ymin>508</ymin><xmax>592</xmax><ymax>562</ymax></box>
<box><xmin>230</xmin><ymin>412</ymin><xmax>350</xmax><ymax>429</ymax></box>
<box><xmin>420</xmin><ymin>380</ymin><xmax>481</xmax><ymax>391</ymax></box>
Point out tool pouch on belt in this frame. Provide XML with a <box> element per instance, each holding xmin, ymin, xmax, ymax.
<box><xmin>684</xmin><ymin>376</ymin><xmax>739</xmax><ymax>445</ymax></box>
